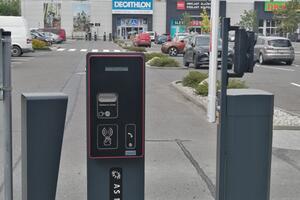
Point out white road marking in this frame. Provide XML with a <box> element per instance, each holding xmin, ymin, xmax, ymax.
<box><xmin>92</xmin><ymin>49</ymin><xmax>99</xmax><ymax>52</ymax></box>
<box><xmin>80</xmin><ymin>49</ymin><xmax>88</xmax><ymax>52</ymax></box>
<box><xmin>292</xmin><ymin>64</ymin><xmax>300</xmax><ymax>67</ymax></box>
<box><xmin>68</xmin><ymin>49</ymin><xmax>76</xmax><ymax>52</ymax></box>
<box><xmin>291</xmin><ymin>82</ymin><xmax>300</xmax><ymax>88</ymax></box>
<box><xmin>113</xmin><ymin>49</ymin><xmax>121</xmax><ymax>52</ymax></box>
<box><xmin>57</xmin><ymin>48</ymin><xmax>65</xmax><ymax>52</ymax></box>
<box><xmin>295</xmin><ymin>51</ymin><xmax>300</xmax><ymax>54</ymax></box>
<box><xmin>103</xmin><ymin>49</ymin><xmax>110</xmax><ymax>52</ymax></box>
<box><xmin>258</xmin><ymin>65</ymin><xmax>295</xmax><ymax>72</ymax></box>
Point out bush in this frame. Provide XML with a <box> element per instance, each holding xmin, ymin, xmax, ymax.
<box><xmin>182</xmin><ymin>71</ymin><xmax>208</xmax><ymax>88</ymax></box>
<box><xmin>148</xmin><ymin>57</ymin><xmax>180</xmax><ymax>67</ymax></box>
<box><xmin>145</xmin><ymin>52</ymin><xmax>167</xmax><ymax>62</ymax></box>
<box><xmin>228</xmin><ymin>79</ymin><xmax>248</xmax><ymax>89</ymax></box>
<box><xmin>194</xmin><ymin>79</ymin><xmax>247</xmax><ymax>96</ymax></box>
<box><xmin>32</xmin><ymin>39</ymin><xmax>49</xmax><ymax>49</ymax></box>
<box><xmin>124</xmin><ymin>46</ymin><xmax>146</xmax><ymax>52</ymax></box>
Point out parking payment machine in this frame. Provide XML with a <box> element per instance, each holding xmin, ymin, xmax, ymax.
<box><xmin>87</xmin><ymin>53</ymin><xmax>145</xmax><ymax>200</ymax></box>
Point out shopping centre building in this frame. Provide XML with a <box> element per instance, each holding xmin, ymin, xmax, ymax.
<box><xmin>21</xmin><ymin>0</ymin><xmax>296</xmax><ymax>39</ymax></box>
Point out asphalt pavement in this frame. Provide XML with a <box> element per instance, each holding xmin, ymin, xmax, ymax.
<box><xmin>0</xmin><ymin>40</ymin><xmax>299</xmax><ymax>200</ymax></box>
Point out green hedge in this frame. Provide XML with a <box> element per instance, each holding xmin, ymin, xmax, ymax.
<box><xmin>182</xmin><ymin>71</ymin><xmax>208</xmax><ymax>88</ymax></box>
<box><xmin>145</xmin><ymin>52</ymin><xmax>167</xmax><ymax>62</ymax></box>
<box><xmin>148</xmin><ymin>57</ymin><xmax>180</xmax><ymax>67</ymax></box>
<box><xmin>123</xmin><ymin>46</ymin><xmax>146</xmax><ymax>52</ymax></box>
<box><xmin>32</xmin><ymin>39</ymin><xmax>51</xmax><ymax>50</ymax></box>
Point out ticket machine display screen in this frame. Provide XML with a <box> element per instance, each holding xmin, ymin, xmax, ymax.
<box><xmin>87</xmin><ymin>53</ymin><xmax>145</xmax><ymax>159</ymax></box>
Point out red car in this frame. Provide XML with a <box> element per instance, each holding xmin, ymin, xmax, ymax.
<box><xmin>38</xmin><ymin>28</ymin><xmax>66</xmax><ymax>41</ymax></box>
<box><xmin>161</xmin><ymin>34</ymin><xmax>193</xmax><ymax>56</ymax></box>
<box><xmin>133</xmin><ymin>33</ymin><xmax>151</xmax><ymax>47</ymax></box>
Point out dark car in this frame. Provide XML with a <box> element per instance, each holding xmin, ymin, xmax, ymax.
<box><xmin>183</xmin><ymin>35</ymin><xmax>233</xmax><ymax>69</ymax></box>
<box><xmin>155</xmin><ymin>35</ymin><xmax>168</xmax><ymax>44</ymax></box>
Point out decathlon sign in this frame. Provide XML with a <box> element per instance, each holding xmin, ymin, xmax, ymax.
<box><xmin>112</xmin><ymin>0</ymin><xmax>153</xmax><ymax>14</ymax></box>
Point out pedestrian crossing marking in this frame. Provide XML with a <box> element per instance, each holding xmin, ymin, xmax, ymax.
<box><xmin>113</xmin><ymin>50</ymin><xmax>121</xmax><ymax>52</ymax></box>
<box><xmin>103</xmin><ymin>49</ymin><xmax>110</xmax><ymax>52</ymax></box>
<box><xmin>80</xmin><ymin>49</ymin><xmax>88</xmax><ymax>52</ymax></box>
<box><xmin>68</xmin><ymin>49</ymin><xmax>76</xmax><ymax>52</ymax></box>
<box><xmin>92</xmin><ymin>49</ymin><xmax>99</xmax><ymax>52</ymax></box>
<box><xmin>57</xmin><ymin>48</ymin><xmax>65</xmax><ymax>51</ymax></box>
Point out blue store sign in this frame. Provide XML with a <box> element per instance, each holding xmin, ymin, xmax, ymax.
<box><xmin>112</xmin><ymin>0</ymin><xmax>153</xmax><ymax>14</ymax></box>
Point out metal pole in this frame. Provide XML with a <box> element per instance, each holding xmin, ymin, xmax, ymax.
<box><xmin>207</xmin><ymin>0</ymin><xmax>220</xmax><ymax>123</ymax></box>
<box><xmin>216</xmin><ymin>18</ymin><xmax>229</xmax><ymax>200</ymax></box>
<box><xmin>2</xmin><ymin>31</ymin><xmax>13</xmax><ymax>200</ymax></box>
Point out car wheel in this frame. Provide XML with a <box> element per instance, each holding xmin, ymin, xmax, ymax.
<box><xmin>286</xmin><ymin>60</ymin><xmax>293</xmax><ymax>65</ymax></box>
<box><xmin>259</xmin><ymin>53</ymin><xmax>265</xmax><ymax>65</ymax></box>
<box><xmin>12</xmin><ymin>45</ymin><xmax>22</xmax><ymax>57</ymax></box>
<box><xmin>194</xmin><ymin>56</ymin><xmax>200</xmax><ymax>69</ymax></box>
<box><xmin>168</xmin><ymin>47</ymin><xmax>178</xmax><ymax>56</ymax></box>
<box><xmin>183</xmin><ymin>56</ymin><xmax>189</xmax><ymax>67</ymax></box>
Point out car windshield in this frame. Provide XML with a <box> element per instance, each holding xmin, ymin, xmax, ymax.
<box><xmin>195</xmin><ymin>37</ymin><xmax>222</xmax><ymax>46</ymax></box>
<box><xmin>268</xmin><ymin>39</ymin><xmax>291</xmax><ymax>47</ymax></box>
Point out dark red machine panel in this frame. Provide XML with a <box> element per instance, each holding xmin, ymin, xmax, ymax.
<box><xmin>87</xmin><ymin>53</ymin><xmax>145</xmax><ymax>159</ymax></box>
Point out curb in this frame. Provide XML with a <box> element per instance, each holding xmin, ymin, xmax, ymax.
<box><xmin>147</xmin><ymin>65</ymin><xmax>188</xmax><ymax>70</ymax></box>
<box><xmin>170</xmin><ymin>81</ymin><xmax>208</xmax><ymax>112</ymax></box>
<box><xmin>171</xmin><ymin>81</ymin><xmax>300</xmax><ymax>130</ymax></box>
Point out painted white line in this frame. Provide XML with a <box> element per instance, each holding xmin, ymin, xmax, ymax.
<box><xmin>291</xmin><ymin>82</ymin><xmax>300</xmax><ymax>88</ymax></box>
<box><xmin>259</xmin><ymin>65</ymin><xmax>295</xmax><ymax>72</ymax></box>
<box><xmin>295</xmin><ymin>51</ymin><xmax>300</xmax><ymax>54</ymax></box>
<box><xmin>92</xmin><ymin>49</ymin><xmax>99</xmax><ymax>52</ymax></box>
<box><xmin>68</xmin><ymin>49</ymin><xmax>76</xmax><ymax>52</ymax></box>
<box><xmin>103</xmin><ymin>49</ymin><xmax>110</xmax><ymax>52</ymax></box>
<box><xmin>57</xmin><ymin>48</ymin><xmax>65</xmax><ymax>52</ymax></box>
<box><xmin>113</xmin><ymin>49</ymin><xmax>121</xmax><ymax>52</ymax></box>
<box><xmin>80</xmin><ymin>49</ymin><xmax>88</xmax><ymax>52</ymax></box>
<box><xmin>292</xmin><ymin>64</ymin><xmax>300</xmax><ymax>67</ymax></box>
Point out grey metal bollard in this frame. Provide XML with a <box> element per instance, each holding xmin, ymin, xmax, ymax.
<box><xmin>21</xmin><ymin>93</ymin><xmax>68</xmax><ymax>200</ymax></box>
<box><xmin>217</xmin><ymin>89</ymin><xmax>274</xmax><ymax>200</ymax></box>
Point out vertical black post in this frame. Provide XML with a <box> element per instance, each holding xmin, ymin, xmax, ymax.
<box><xmin>216</xmin><ymin>17</ymin><xmax>230</xmax><ymax>200</ymax></box>
<box><xmin>21</xmin><ymin>93</ymin><xmax>68</xmax><ymax>200</ymax></box>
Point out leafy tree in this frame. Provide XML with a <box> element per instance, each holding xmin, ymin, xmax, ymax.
<box><xmin>238</xmin><ymin>9</ymin><xmax>258</xmax><ymax>32</ymax></box>
<box><xmin>274</xmin><ymin>0</ymin><xmax>300</xmax><ymax>35</ymax></box>
<box><xmin>200</xmin><ymin>9</ymin><xmax>210</xmax><ymax>33</ymax></box>
<box><xmin>181</xmin><ymin>12</ymin><xmax>192</xmax><ymax>32</ymax></box>
<box><xmin>0</xmin><ymin>0</ymin><xmax>21</xmax><ymax>16</ymax></box>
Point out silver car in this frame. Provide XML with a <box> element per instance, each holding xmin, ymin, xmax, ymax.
<box><xmin>254</xmin><ymin>36</ymin><xmax>295</xmax><ymax>65</ymax></box>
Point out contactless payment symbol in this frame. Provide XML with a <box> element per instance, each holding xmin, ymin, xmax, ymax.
<box><xmin>97</xmin><ymin>124</ymin><xmax>118</xmax><ymax>149</ymax></box>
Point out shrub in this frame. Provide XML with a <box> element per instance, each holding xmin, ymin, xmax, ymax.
<box><xmin>148</xmin><ymin>57</ymin><xmax>180</xmax><ymax>67</ymax></box>
<box><xmin>195</xmin><ymin>81</ymin><xmax>209</xmax><ymax>96</ymax></box>
<box><xmin>194</xmin><ymin>79</ymin><xmax>247</xmax><ymax>96</ymax></box>
<box><xmin>182</xmin><ymin>71</ymin><xmax>208</xmax><ymax>88</ymax></box>
<box><xmin>124</xmin><ymin>46</ymin><xmax>146</xmax><ymax>52</ymax></box>
<box><xmin>228</xmin><ymin>79</ymin><xmax>248</xmax><ymax>89</ymax></box>
<box><xmin>32</xmin><ymin>39</ymin><xmax>48</xmax><ymax>49</ymax></box>
<box><xmin>145</xmin><ymin>52</ymin><xmax>167</xmax><ymax>62</ymax></box>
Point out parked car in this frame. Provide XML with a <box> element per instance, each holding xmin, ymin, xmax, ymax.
<box><xmin>38</xmin><ymin>28</ymin><xmax>66</xmax><ymax>41</ymax></box>
<box><xmin>183</xmin><ymin>35</ymin><xmax>234</xmax><ymax>68</ymax></box>
<box><xmin>30</xmin><ymin>31</ymin><xmax>53</xmax><ymax>45</ymax></box>
<box><xmin>173</xmin><ymin>32</ymin><xmax>189</xmax><ymax>42</ymax></box>
<box><xmin>161</xmin><ymin>35</ymin><xmax>193</xmax><ymax>56</ymax></box>
<box><xmin>254</xmin><ymin>36</ymin><xmax>295</xmax><ymax>65</ymax></box>
<box><xmin>155</xmin><ymin>35</ymin><xmax>168</xmax><ymax>44</ymax></box>
<box><xmin>133</xmin><ymin>33</ymin><xmax>151</xmax><ymax>47</ymax></box>
<box><xmin>146</xmin><ymin>31</ymin><xmax>156</xmax><ymax>41</ymax></box>
<box><xmin>41</xmin><ymin>32</ymin><xmax>63</xmax><ymax>44</ymax></box>
<box><xmin>162</xmin><ymin>33</ymin><xmax>172</xmax><ymax>42</ymax></box>
<box><xmin>0</xmin><ymin>16</ymin><xmax>33</xmax><ymax>57</ymax></box>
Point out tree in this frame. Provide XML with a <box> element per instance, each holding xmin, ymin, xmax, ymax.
<box><xmin>200</xmin><ymin>9</ymin><xmax>210</xmax><ymax>33</ymax></box>
<box><xmin>274</xmin><ymin>0</ymin><xmax>300</xmax><ymax>35</ymax></box>
<box><xmin>0</xmin><ymin>0</ymin><xmax>21</xmax><ymax>16</ymax></box>
<box><xmin>181</xmin><ymin>12</ymin><xmax>192</xmax><ymax>32</ymax></box>
<box><xmin>238</xmin><ymin>9</ymin><xmax>258</xmax><ymax>32</ymax></box>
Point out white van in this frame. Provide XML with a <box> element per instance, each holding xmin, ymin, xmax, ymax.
<box><xmin>0</xmin><ymin>16</ymin><xmax>33</xmax><ymax>57</ymax></box>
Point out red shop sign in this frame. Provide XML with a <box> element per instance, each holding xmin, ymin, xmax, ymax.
<box><xmin>177</xmin><ymin>1</ymin><xmax>185</xmax><ymax>10</ymax></box>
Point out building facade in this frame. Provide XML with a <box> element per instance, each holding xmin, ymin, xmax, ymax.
<box><xmin>21</xmin><ymin>0</ymin><xmax>166</xmax><ymax>39</ymax></box>
<box><xmin>21</xmin><ymin>0</ymin><xmax>298</xmax><ymax>39</ymax></box>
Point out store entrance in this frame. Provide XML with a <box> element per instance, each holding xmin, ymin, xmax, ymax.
<box><xmin>117</xmin><ymin>26</ymin><xmax>145</xmax><ymax>40</ymax></box>
<box><xmin>116</xmin><ymin>18</ymin><xmax>148</xmax><ymax>40</ymax></box>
